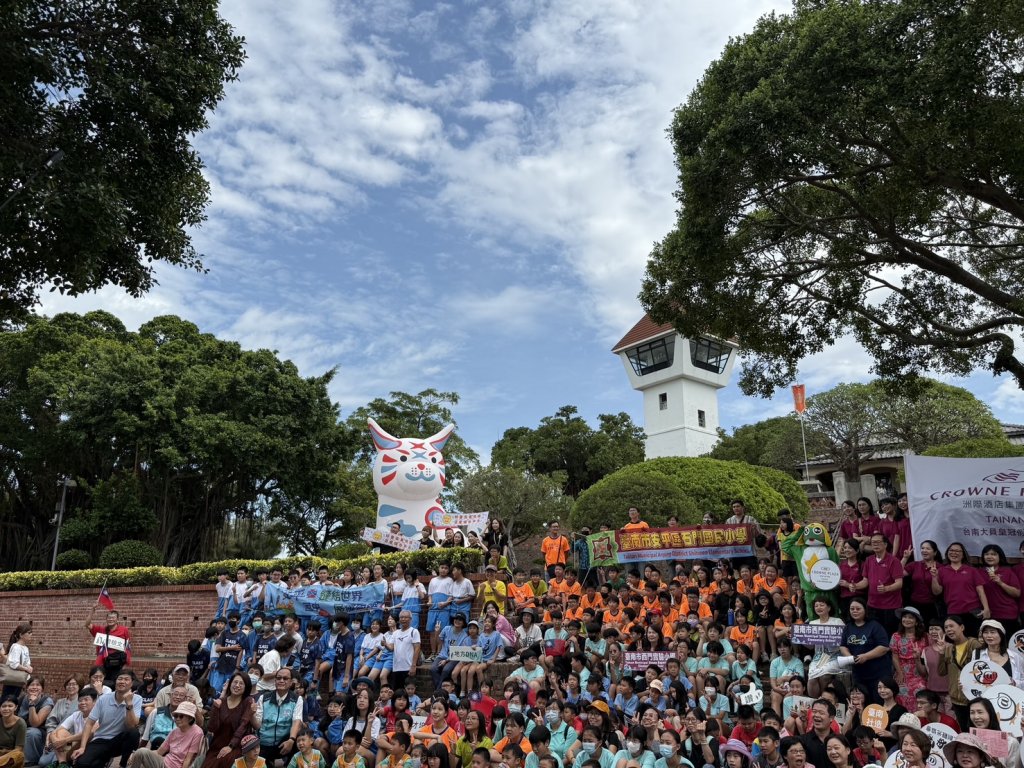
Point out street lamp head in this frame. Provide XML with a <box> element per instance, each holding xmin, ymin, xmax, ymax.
<box><xmin>44</xmin><ymin>150</ymin><xmax>65</xmax><ymax>170</ymax></box>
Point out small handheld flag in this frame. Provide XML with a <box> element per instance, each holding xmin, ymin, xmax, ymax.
<box><xmin>98</xmin><ymin>585</ymin><xmax>115</xmax><ymax>611</ymax></box>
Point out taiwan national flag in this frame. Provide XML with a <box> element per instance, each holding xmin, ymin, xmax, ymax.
<box><xmin>98</xmin><ymin>586</ymin><xmax>116</xmax><ymax>611</ymax></box>
<box><xmin>544</xmin><ymin>638</ymin><xmax>566</xmax><ymax>657</ymax></box>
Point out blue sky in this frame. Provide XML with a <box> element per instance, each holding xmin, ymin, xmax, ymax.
<box><xmin>41</xmin><ymin>0</ymin><xmax>1024</xmax><ymax>462</ymax></box>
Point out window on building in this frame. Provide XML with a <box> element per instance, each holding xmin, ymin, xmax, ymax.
<box><xmin>697</xmin><ymin>409</ymin><xmax>706</xmax><ymax>428</ymax></box>
<box><xmin>659</xmin><ymin>393</ymin><xmax>668</xmax><ymax>410</ymax></box>
<box><xmin>689</xmin><ymin>336</ymin><xmax>731</xmax><ymax>374</ymax></box>
<box><xmin>626</xmin><ymin>336</ymin><xmax>675</xmax><ymax>376</ymax></box>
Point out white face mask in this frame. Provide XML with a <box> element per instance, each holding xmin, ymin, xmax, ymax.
<box><xmin>627</xmin><ymin>741</ymin><xmax>642</xmax><ymax>756</ymax></box>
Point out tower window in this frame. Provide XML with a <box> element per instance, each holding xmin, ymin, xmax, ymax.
<box><xmin>689</xmin><ymin>337</ymin><xmax>731</xmax><ymax>373</ymax></box>
<box><xmin>697</xmin><ymin>409</ymin><xmax>706</xmax><ymax>428</ymax></box>
<box><xmin>626</xmin><ymin>336</ymin><xmax>675</xmax><ymax>375</ymax></box>
<box><xmin>659</xmin><ymin>393</ymin><xmax>668</xmax><ymax>410</ymax></box>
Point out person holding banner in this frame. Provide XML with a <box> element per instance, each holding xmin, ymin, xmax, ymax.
<box><xmin>84</xmin><ymin>606</ymin><xmax>132</xmax><ymax>685</ymax></box>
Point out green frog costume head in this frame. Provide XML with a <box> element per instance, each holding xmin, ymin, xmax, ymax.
<box><xmin>779</xmin><ymin>520</ymin><xmax>840</xmax><ymax>616</ymax></box>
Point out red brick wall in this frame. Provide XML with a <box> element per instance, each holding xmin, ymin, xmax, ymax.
<box><xmin>0</xmin><ymin>584</ymin><xmax>215</xmax><ymax>697</ymax></box>
<box><xmin>0</xmin><ymin>575</ymin><xmax>490</xmax><ymax>699</ymax></box>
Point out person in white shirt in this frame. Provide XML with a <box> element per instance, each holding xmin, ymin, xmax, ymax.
<box><xmin>41</xmin><ymin>687</ymin><xmax>98</xmax><ymax>766</ymax></box>
<box><xmin>390</xmin><ymin>611</ymin><xmax>420</xmax><ymax>690</ymax></box>
<box><xmin>426</xmin><ymin>564</ymin><xmax>454</xmax><ymax>661</ymax></box>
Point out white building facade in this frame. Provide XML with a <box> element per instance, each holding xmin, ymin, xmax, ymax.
<box><xmin>612</xmin><ymin>315</ymin><xmax>738</xmax><ymax>458</ymax></box>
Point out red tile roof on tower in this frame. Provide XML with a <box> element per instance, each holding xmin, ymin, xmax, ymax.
<box><xmin>611</xmin><ymin>313</ymin><xmax>675</xmax><ymax>353</ymax></box>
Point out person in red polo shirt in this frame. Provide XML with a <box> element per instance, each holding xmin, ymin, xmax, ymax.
<box><xmin>857</xmin><ymin>533</ymin><xmax>904</xmax><ymax>635</ymax></box>
<box><xmin>84</xmin><ymin>605</ymin><xmax>132</xmax><ymax>685</ymax></box>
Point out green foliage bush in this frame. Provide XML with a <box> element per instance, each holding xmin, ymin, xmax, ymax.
<box><xmin>99</xmin><ymin>540</ymin><xmax>165</xmax><ymax>568</ymax></box>
<box><xmin>571</xmin><ymin>457</ymin><xmax>789</xmax><ymax>530</ymax></box>
<box><xmin>922</xmin><ymin>439</ymin><xmax>1024</xmax><ymax>459</ymax></box>
<box><xmin>744</xmin><ymin>464</ymin><xmax>811</xmax><ymax>519</ymax></box>
<box><xmin>55</xmin><ymin>549</ymin><xmax>92</xmax><ymax>571</ymax></box>
<box><xmin>0</xmin><ymin>548</ymin><xmax>483</xmax><ymax>592</ymax></box>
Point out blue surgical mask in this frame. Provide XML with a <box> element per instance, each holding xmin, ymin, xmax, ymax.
<box><xmin>581</xmin><ymin>743</ymin><xmax>597</xmax><ymax>755</ymax></box>
<box><xmin>545</xmin><ymin>710</ymin><xmax>560</xmax><ymax>724</ymax></box>
<box><xmin>660</xmin><ymin>745</ymin><xmax>675</xmax><ymax>758</ymax></box>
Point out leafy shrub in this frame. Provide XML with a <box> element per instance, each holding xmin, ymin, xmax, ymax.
<box><xmin>571</xmin><ymin>457</ymin><xmax>789</xmax><ymax>530</ymax></box>
<box><xmin>55</xmin><ymin>549</ymin><xmax>92</xmax><ymax>571</ymax></box>
<box><xmin>98</xmin><ymin>540</ymin><xmax>165</xmax><ymax>569</ymax></box>
<box><xmin>0</xmin><ymin>547</ymin><xmax>484</xmax><ymax>592</ymax></box>
<box><xmin>744</xmin><ymin>464</ymin><xmax>811</xmax><ymax>519</ymax></box>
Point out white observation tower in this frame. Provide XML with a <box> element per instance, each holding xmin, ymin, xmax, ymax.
<box><xmin>612</xmin><ymin>314</ymin><xmax>738</xmax><ymax>458</ymax></box>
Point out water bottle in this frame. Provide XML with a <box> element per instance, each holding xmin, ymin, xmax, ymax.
<box><xmin>727</xmin><ymin>608</ymin><xmax>735</xmax><ymax>626</ymax></box>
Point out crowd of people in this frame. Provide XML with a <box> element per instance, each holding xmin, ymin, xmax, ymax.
<box><xmin>2</xmin><ymin>499</ymin><xmax>1022</xmax><ymax>768</ymax></box>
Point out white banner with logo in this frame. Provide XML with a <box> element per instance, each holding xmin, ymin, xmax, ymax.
<box><xmin>361</xmin><ymin>527</ymin><xmax>421</xmax><ymax>552</ymax></box>
<box><xmin>906</xmin><ymin>455</ymin><xmax>1024</xmax><ymax>557</ymax></box>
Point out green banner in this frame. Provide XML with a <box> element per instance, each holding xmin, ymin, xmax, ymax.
<box><xmin>586</xmin><ymin>531</ymin><xmax>618</xmax><ymax>567</ymax></box>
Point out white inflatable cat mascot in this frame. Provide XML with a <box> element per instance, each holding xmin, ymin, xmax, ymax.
<box><xmin>368</xmin><ymin>417</ymin><xmax>455</xmax><ymax>537</ymax></box>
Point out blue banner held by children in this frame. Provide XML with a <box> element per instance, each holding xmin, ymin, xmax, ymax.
<box><xmin>263</xmin><ymin>581</ymin><xmax>387</xmax><ymax>619</ymax></box>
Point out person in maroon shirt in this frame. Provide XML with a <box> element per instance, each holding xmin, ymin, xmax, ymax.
<box><xmin>901</xmin><ymin>541</ymin><xmax>943</xmax><ymax>626</ymax></box>
<box><xmin>837</xmin><ymin>540</ymin><xmax>865</xmax><ymax>619</ymax></box>
<box><xmin>979</xmin><ymin>544</ymin><xmax>1021</xmax><ymax>635</ymax></box>
<box><xmin>894</xmin><ymin>494</ymin><xmax>913</xmax><ymax>557</ymax></box>
<box><xmin>856</xmin><ymin>533</ymin><xmax>904</xmax><ymax>635</ymax></box>
<box><xmin>837</xmin><ymin>501</ymin><xmax>865</xmax><ymax>552</ymax></box>
<box><xmin>855</xmin><ymin>498</ymin><xmax>880</xmax><ymax>553</ymax></box>
<box><xmin>1014</xmin><ymin>541</ymin><xmax>1024</xmax><ymax>630</ymax></box>
<box><xmin>932</xmin><ymin>542</ymin><xmax>989</xmax><ymax>639</ymax></box>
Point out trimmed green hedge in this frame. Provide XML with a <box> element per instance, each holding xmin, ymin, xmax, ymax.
<box><xmin>570</xmin><ymin>457</ymin><xmax>790</xmax><ymax>530</ymax></box>
<box><xmin>0</xmin><ymin>547</ymin><xmax>483</xmax><ymax>592</ymax></box>
<box><xmin>99</xmin><ymin>540</ymin><xmax>164</xmax><ymax>569</ymax></box>
<box><xmin>745</xmin><ymin>464</ymin><xmax>811</xmax><ymax>519</ymax></box>
<box><xmin>922</xmin><ymin>438</ymin><xmax>1024</xmax><ymax>458</ymax></box>
<box><xmin>55</xmin><ymin>549</ymin><xmax>93</xmax><ymax>571</ymax></box>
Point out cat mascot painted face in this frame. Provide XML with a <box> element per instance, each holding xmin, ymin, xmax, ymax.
<box><xmin>368</xmin><ymin>417</ymin><xmax>455</xmax><ymax>537</ymax></box>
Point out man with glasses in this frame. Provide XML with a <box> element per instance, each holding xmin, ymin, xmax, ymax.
<box><xmin>71</xmin><ymin>670</ymin><xmax>141</xmax><ymax>768</ymax></box>
<box><xmin>253</xmin><ymin>667</ymin><xmax>302</xmax><ymax>766</ymax></box>
<box><xmin>144</xmin><ymin>665</ymin><xmax>204</xmax><ymax>725</ymax></box>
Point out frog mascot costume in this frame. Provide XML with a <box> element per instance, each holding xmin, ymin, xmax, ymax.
<box><xmin>779</xmin><ymin>521</ymin><xmax>840</xmax><ymax>616</ymax></box>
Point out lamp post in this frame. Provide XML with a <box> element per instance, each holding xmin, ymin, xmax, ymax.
<box><xmin>51</xmin><ymin>477</ymin><xmax>77</xmax><ymax>571</ymax></box>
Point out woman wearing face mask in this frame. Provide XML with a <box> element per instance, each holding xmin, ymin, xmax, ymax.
<box><xmin>967</xmin><ymin>697</ymin><xmax>1017</xmax><ymax>768</ymax></box>
<box><xmin>654</xmin><ymin>729</ymin><xmax>692</xmax><ymax>768</ymax></box>
<box><xmin>454</xmin><ymin>710</ymin><xmax>492</xmax><ymax>768</ymax></box>
<box><xmin>572</xmin><ymin>727</ymin><xmax>617</xmax><ymax>768</ymax></box>
<box><xmin>547</xmin><ymin>704</ymin><xmax>579</xmax><ymax>763</ymax></box>
<box><xmin>620</xmin><ymin>724</ymin><xmax>658</xmax><ymax>768</ymax></box>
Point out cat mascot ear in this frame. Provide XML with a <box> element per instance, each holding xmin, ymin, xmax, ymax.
<box><xmin>426</xmin><ymin>423</ymin><xmax>455</xmax><ymax>452</ymax></box>
<box><xmin>368</xmin><ymin>418</ymin><xmax>402</xmax><ymax>451</ymax></box>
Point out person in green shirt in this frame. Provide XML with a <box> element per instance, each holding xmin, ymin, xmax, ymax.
<box><xmin>0</xmin><ymin>695</ymin><xmax>27</xmax><ymax>767</ymax></box>
<box><xmin>453</xmin><ymin>711</ymin><xmax>492</xmax><ymax>768</ymax></box>
<box><xmin>605</xmin><ymin>567</ymin><xmax>627</xmax><ymax>592</ymax></box>
<box><xmin>571</xmin><ymin>727</ymin><xmax>617</xmax><ymax>768</ymax></box>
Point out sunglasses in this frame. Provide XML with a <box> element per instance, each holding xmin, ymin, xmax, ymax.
<box><xmin>276</xmin><ymin>676</ymin><xmax>291</xmax><ymax>681</ymax></box>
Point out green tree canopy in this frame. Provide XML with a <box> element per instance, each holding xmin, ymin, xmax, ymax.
<box><xmin>570</xmin><ymin>457</ymin><xmax>789</xmax><ymax>531</ymax></box>
<box><xmin>0</xmin><ymin>1</ymin><xmax>245</xmax><ymax>321</ymax></box>
<box><xmin>922</xmin><ymin>439</ymin><xmax>1024</xmax><ymax>459</ymax></box>
<box><xmin>0</xmin><ymin>311</ymin><xmax>344</xmax><ymax>568</ymax></box>
<box><xmin>708</xmin><ymin>415</ymin><xmax>828</xmax><ymax>477</ymax></box>
<box><xmin>490</xmin><ymin>406</ymin><xmax>645</xmax><ymax>497</ymax></box>
<box><xmin>641</xmin><ymin>0</ymin><xmax>1024</xmax><ymax>396</ymax></box>
<box><xmin>455</xmin><ymin>467</ymin><xmax>572</xmax><ymax>546</ymax></box>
